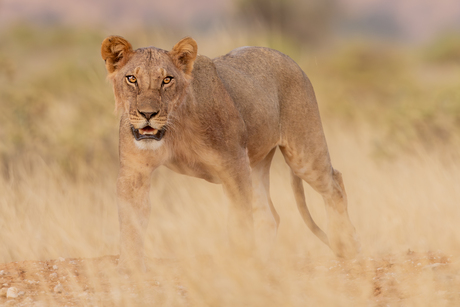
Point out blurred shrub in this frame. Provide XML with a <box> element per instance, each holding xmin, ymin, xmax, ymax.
<box><xmin>326</xmin><ymin>43</ymin><xmax>410</xmax><ymax>97</ymax></box>
<box><xmin>0</xmin><ymin>26</ymin><xmax>118</xmax><ymax>178</ymax></box>
<box><xmin>308</xmin><ymin>40</ymin><xmax>460</xmax><ymax>157</ymax></box>
<box><xmin>423</xmin><ymin>33</ymin><xmax>460</xmax><ymax>64</ymax></box>
<box><xmin>235</xmin><ymin>0</ymin><xmax>338</xmax><ymax>45</ymax></box>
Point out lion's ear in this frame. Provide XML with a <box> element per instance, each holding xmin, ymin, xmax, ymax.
<box><xmin>169</xmin><ymin>37</ymin><xmax>198</xmax><ymax>76</ymax></box>
<box><xmin>101</xmin><ymin>36</ymin><xmax>133</xmax><ymax>74</ymax></box>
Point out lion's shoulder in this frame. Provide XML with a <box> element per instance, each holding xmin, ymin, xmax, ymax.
<box><xmin>192</xmin><ymin>55</ymin><xmax>217</xmax><ymax>76</ymax></box>
<box><xmin>190</xmin><ymin>55</ymin><xmax>221</xmax><ymax>94</ymax></box>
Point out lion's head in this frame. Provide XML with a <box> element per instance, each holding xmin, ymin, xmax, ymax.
<box><xmin>101</xmin><ymin>36</ymin><xmax>197</xmax><ymax>141</ymax></box>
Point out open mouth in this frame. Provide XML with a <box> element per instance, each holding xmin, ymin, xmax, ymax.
<box><xmin>131</xmin><ymin>125</ymin><xmax>166</xmax><ymax>141</ymax></box>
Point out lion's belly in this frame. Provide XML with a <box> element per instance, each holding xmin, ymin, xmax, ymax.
<box><xmin>245</xmin><ymin>126</ymin><xmax>280</xmax><ymax>167</ymax></box>
<box><xmin>216</xmin><ymin>74</ymin><xmax>282</xmax><ymax>167</ymax></box>
<box><xmin>164</xmin><ymin>158</ymin><xmax>222</xmax><ymax>184</ymax></box>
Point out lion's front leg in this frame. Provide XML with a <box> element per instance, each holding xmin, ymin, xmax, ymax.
<box><xmin>219</xmin><ymin>153</ymin><xmax>255</xmax><ymax>257</ymax></box>
<box><xmin>116</xmin><ymin>166</ymin><xmax>153</xmax><ymax>273</ymax></box>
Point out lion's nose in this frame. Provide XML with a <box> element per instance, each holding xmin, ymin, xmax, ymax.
<box><xmin>139</xmin><ymin>110</ymin><xmax>159</xmax><ymax>120</ymax></box>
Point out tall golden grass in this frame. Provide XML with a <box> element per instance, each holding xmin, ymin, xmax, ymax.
<box><xmin>1</xmin><ymin>26</ymin><xmax>460</xmax><ymax>305</ymax></box>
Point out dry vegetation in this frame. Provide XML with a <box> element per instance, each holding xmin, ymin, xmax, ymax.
<box><xmin>1</xmin><ymin>26</ymin><xmax>460</xmax><ymax>306</ymax></box>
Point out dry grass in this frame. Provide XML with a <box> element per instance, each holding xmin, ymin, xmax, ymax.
<box><xmin>1</xmin><ymin>26</ymin><xmax>460</xmax><ymax>306</ymax></box>
<box><xmin>2</xmin><ymin>124</ymin><xmax>460</xmax><ymax>306</ymax></box>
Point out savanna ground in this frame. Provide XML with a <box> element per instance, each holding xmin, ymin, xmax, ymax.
<box><xmin>1</xmin><ymin>26</ymin><xmax>460</xmax><ymax>306</ymax></box>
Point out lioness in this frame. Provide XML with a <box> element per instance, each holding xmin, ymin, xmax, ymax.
<box><xmin>101</xmin><ymin>36</ymin><xmax>360</xmax><ymax>271</ymax></box>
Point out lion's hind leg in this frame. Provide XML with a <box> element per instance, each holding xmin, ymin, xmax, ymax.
<box><xmin>280</xmin><ymin>145</ymin><xmax>360</xmax><ymax>258</ymax></box>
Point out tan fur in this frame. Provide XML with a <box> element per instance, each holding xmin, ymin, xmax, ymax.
<box><xmin>101</xmin><ymin>36</ymin><xmax>360</xmax><ymax>272</ymax></box>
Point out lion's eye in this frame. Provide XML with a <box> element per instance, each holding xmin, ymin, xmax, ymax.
<box><xmin>163</xmin><ymin>77</ymin><xmax>172</xmax><ymax>84</ymax></box>
<box><xmin>126</xmin><ymin>75</ymin><xmax>137</xmax><ymax>83</ymax></box>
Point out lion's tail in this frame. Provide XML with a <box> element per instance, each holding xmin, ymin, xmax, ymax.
<box><xmin>290</xmin><ymin>170</ymin><xmax>330</xmax><ymax>247</ymax></box>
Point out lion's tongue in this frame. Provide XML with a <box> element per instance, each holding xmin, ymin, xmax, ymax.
<box><xmin>139</xmin><ymin>127</ymin><xmax>158</xmax><ymax>135</ymax></box>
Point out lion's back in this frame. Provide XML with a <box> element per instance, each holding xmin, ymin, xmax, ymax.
<box><xmin>213</xmin><ymin>47</ymin><xmax>317</xmax><ymax>155</ymax></box>
<box><xmin>212</xmin><ymin>46</ymin><xmax>315</xmax><ymax>119</ymax></box>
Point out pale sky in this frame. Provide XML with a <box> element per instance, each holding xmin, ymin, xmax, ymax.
<box><xmin>0</xmin><ymin>0</ymin><xmax>459</xmax><ymax>42</ymax></box>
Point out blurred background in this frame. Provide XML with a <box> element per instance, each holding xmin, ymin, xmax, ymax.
<box><xmin>1</xmin><ymin>1</ymin><xmax>460</xmax><ymax>305</ymax></box>
<box><xmin>1</xmin><ymin>0</ymin><xmax>460</xmax><ymax>175</ymax></box>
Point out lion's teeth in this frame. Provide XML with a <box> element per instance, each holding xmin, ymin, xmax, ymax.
<box><xmin>139</xmin><ymin>128</ymin><xmax>159</xmax><ymax>135</ymax></box>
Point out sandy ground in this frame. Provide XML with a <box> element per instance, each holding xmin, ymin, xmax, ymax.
<box><xmin>0</xmin><ymin>250</ymin><xmax>458</xmax><ymax>306</ymax></box>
